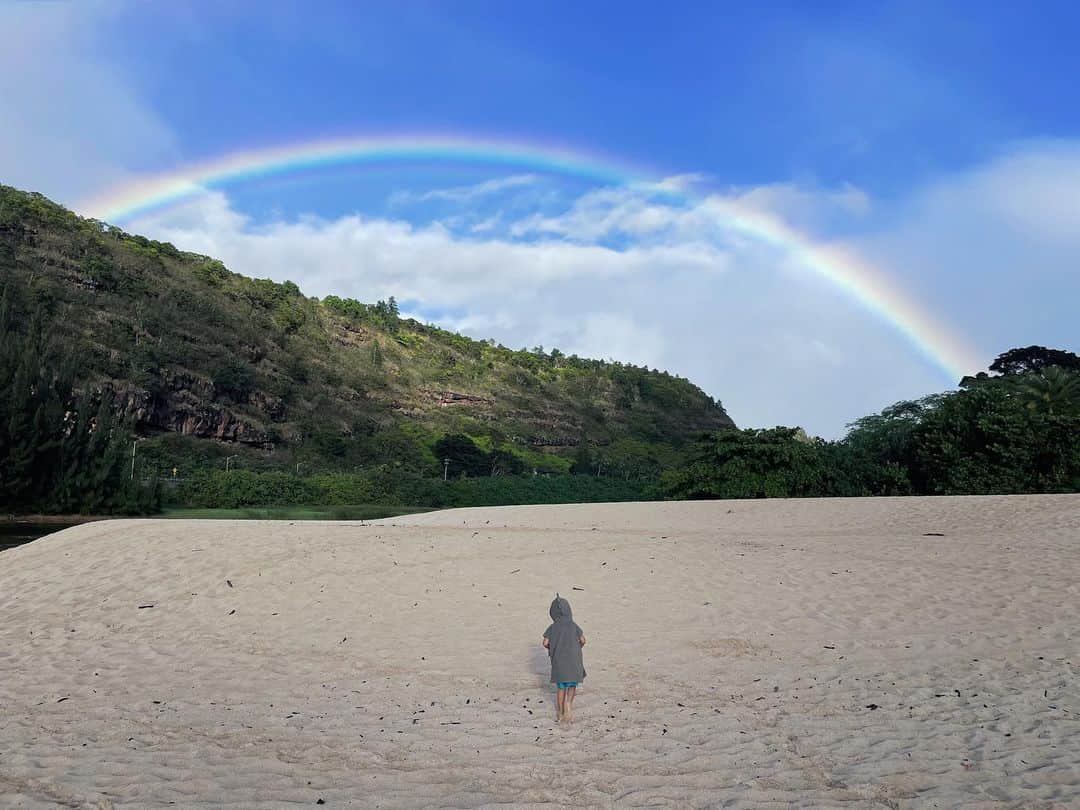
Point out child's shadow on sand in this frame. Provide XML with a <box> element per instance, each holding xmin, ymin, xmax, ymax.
<box><xmin>528</xmin><ymin>645</ymin><xmax>550</xmax><ymax>688</ymax></box>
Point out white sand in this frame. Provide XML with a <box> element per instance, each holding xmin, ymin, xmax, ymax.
<box><xmin>1</xmin><ymin>495</ymin><xmax>1078</xmax><ymax>808</ymax></box>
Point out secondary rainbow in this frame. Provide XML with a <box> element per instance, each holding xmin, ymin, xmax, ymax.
<box><xmin>79</xmin><ymin>134</ymin><xmax>983</xmax><ymax>382</ymax></box>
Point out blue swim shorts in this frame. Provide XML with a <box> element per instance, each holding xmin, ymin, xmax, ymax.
<box><xmin>557</xmin><ymin>682</ymin><xmax>578</xmax><ymax>689</ymax></box>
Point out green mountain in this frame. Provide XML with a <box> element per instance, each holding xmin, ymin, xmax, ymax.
<box><xmin>0</xmin><ymin>184</ymin><xmax>734</xmax><ymax>480</ymax></box>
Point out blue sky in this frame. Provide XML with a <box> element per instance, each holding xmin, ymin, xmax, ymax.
<box><xmin>2</xmin><ymin>1</ymin><xmax>1078</xmax><ymax>435</ymax></box>
<box><xmin>100</xmin><ymin>2</ymin><xmax>1080</xmax><ymax>191</ymax></box>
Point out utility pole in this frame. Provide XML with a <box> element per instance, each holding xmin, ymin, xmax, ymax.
<box><xmin>130</xmin><ymin>440</ymin><xmax>137</xmax><ymax>481</ymax></box>
<box><xmin>443</xmin><ymin>458</ymin><xmax>450</xmax><ymax>481</ymax></box>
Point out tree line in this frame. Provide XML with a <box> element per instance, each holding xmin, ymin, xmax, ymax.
<box><xmin>661</xmin><ymin>346</ymin><xmax>1080</xmax><ymax>499</ymax></box>
<box><xmin>0</xmin><ymin>286</ymin><xmax>159</xmax><ymax>514</ymax></box>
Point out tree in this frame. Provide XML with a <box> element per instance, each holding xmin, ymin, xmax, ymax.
<box><xmin>989</xmin><ymin>346</ymin><xmax>1080</xmax><ymax>376</ymax></box>
<box><xmin>370</xmin><ymin>425</ymin><xmax>434</xmax><ymax>471</ymax></box>
<box><xmin>311</xmin><ymin>427</ymin><xmax>348</xmax><ymax>458</ymax></box>
<box><xmin>1009</xmin><ymin>365</ymin><xmax>1080</xmax><ymax>415</ymax></box>
<box><xmin>912</xmin><ymin>381</ymin><xmax>1080</xmax><ymax>494</ymax></box>
<box><xmin>372</xmin><ymin>297</ymin><xmax>400</xmax><ymax>331</ymax></box>
<box><xmin>212</xmin><ymin>359</ymin><xmax>254</xmax><ymax>404</ymax></box>
<box><xmin>601</xmin><ymin>437</ymin><xmax>668</xmax><ymax>480</ymax></box>
<box><xmin>661</xmin><ymin>428</ymin><xmax>827</xmax><ymax>499</ymax></box>
<box><xmin>0</xmin><ymin>303</ymin><xmax>57</xmax><ymax>507</ymax></box>
<box><xmin>434</xmin><ymin>434</ymin><xmax>490</xmax><ymax>478</ymax></box>
<box><xmin>0</xmin><ymin>287</ymin><xmax>157</xmax><ymax>513</ymax></box>
<box><xmin>570</xmin><ymin>439</ymin><xmax>593</xmax><ymax>475</ymax></box>
<box><xmin>489</xmin><ymin>447</ymin><xmax>525</xmax><ymax>476</ymax></box>
<box><xmin>837</xmin><ymin>397</ymin><xmax>943</xmax><ymax>494</ymax></box>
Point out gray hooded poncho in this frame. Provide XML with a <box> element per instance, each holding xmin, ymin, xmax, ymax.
<box><xmin>543</xmin><ymin>596</ymin><xmax>586</xmax><ymax>684</ymax></box>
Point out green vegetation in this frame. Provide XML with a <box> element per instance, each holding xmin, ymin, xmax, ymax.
<box><xmin>175</xmin><ymin>469</ymin><xmax>653</xmax><ymax>510</ymax></box>
<box><xmin>0</xmin><ymin>285</ymin><xmax>159</xmax><ymax>514</ymax></box>
<box><xmin>663</xmin><ymin>346</ymin><xmax>1080</xmax><ymax>499</ymax></box>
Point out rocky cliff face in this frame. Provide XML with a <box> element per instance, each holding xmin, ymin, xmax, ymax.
<box><xmin>105</xmin><ymin>375</ymin><xmax>270</xmax><ymax>445</ymax></box>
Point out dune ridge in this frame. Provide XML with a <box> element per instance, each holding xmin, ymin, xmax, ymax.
<box><xmin>1</xmin><ymin>495</ymin><xmax>1078</xmax><ymax>807</ymax></box>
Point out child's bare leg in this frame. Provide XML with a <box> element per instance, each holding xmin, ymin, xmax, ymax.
<box><xmin>555</xmin><ymin>688</ymin><xmax>566</xmax><ymax>721</ymax></box>
<box><xmin>565</xmin><ymin>687</ymin><xmax>576</xmax><ymax>724</ymax></box>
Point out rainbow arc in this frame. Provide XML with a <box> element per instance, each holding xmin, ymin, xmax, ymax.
<box><xmin>79</xmin><ymin>134</ymin><xmax>983</xmax><ymax>381</ymax></box>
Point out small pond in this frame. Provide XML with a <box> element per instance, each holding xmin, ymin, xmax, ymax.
<box><xmin>0</xmin><ymin>522</ymin><xmax>85</xmax><ymax>552</ymax></box>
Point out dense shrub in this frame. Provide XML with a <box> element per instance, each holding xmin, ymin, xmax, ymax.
<box><xmin>174</xmin><ymin>467</ymin><xmax>651</xmax><ymax>510</ymax></box>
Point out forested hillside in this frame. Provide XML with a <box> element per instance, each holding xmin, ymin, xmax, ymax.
<box><xmin>0</xmin><ymin>184</ymin><xmax>733</xmax><ymax>512</ymax></box>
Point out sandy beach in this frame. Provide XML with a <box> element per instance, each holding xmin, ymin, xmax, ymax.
<box><xmin>1</xmin><ymin>495</ymin><xmax>1078</xmax><ymax>808</ymax></box>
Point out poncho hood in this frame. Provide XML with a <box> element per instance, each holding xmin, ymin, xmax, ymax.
<box><xmin>549</xmin><ymin>596</ymin><xmax>573</xmax><ymax>623</ymax></box>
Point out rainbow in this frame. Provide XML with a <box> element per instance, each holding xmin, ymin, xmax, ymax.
<box><xmin>78</xmin><ymin>134</ymin><xmax>983</xmax><ymax>382</ymax></box>
<box><xmin>701</xmin><ymin>198</ymin><xmax>984</xmax><ymax>383</ymax></box>
<box><xmin>81</xmin><ymin>135</ymin><xmax>638</xmax><ymax>223</ymax></box>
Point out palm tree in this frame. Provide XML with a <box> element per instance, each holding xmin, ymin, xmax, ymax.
<box><xmin>1011</xmin><ymin>365</ymin><xmax>1080</xmax><ymax>415</ymax></box>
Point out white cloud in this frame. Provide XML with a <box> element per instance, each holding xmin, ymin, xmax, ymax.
<box><xmin>0</xmin><ymin>2</ymin><xmax>176</xmax><ymax>203</ymax></box>
<box><xmin>570</xmin><ymin>313</ymin><xmax>667</xmax><ymax>368</ymax></box>
<box><xmin>389</xmin><ymin>174</ymin><xmax>537</xmax><ymax>206</ymax></box>
<box><xmin>855</xmin><ymin>140</ymin><xmax>1080</xmax><ymax>361</ymax></box>
<box><xmin>889</xmin><ymin>140</ymin><xmax>1080</xmax><ymax>246</ymax></box>
<box><xmin>508</xmin><ymin>179</ymin><xmax>872</xmax><ymax>246</ymax></box>
<box><xmin>643</xmin><ymin>173</ymin><xmax>709</xmax><ymax>193</ymax></box>
<box><xmin>727</xmin><ymin>182</ymin><xmax>872</xmax><ymax>228</ymax></box>
<box><xmin>509</xmin><ymin>185</ymin><xmax>688</xmax><ymax>241</ymax></box>
<box><xmin>137</xmin><ymin>189</ymin><xmax>731</xmax><ymax>307</ymax></box>
<box><xmin>470</xmin><ymin>215</ymin><xmax>501</xmax><ymax>233</ymax></box>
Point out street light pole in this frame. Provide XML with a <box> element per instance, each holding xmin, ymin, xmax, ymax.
<box><xmin>443</xmin><ymin>458</ymin><xmax>450</xmax><ymax>481</ymax></box>
<box><xmin>130</xmin><ymin>439</ymin><xmax>137</xmax><ymax>481</ymax></box>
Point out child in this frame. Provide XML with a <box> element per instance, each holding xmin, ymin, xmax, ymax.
<box><xmin>542</xmin><ymin>594</ymin><xmax>586</xmax><ymax>724</ymax></box>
